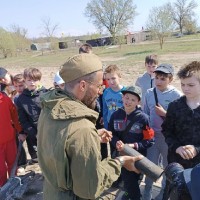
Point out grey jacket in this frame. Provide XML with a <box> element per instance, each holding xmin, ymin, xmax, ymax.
<box><xmin>135</xmin><ymin>72</ymin><xmax>155</xmax><ymax>106</ymax></box>
<box><xmin>143</xmin><ymin>86</ymin><xmax>182</xmax><ymax>134</ymax></box>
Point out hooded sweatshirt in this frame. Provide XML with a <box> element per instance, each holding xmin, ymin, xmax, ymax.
<box><xmin>143</xmin><ymin>86</ymin><xmax>182</xmax><ymax>135</ymax></box>
<box><xmin>37</xmin><ymin>89</ymin><xmax>121</xmax><ymax>200</ymax></box>
<box><xmin>15</xmin><ymin>86</ymin><xmax>47</xmax><ymax>136</ymax></box>
<box><xmin>109</xmin><ymin>107</ymin><xmax>155</xmax><ymax>156</ymax></box>
<box><xmin>135</xmin><ymin>72</ymin><xmax>155</xmax><ymax>106</ymax></box>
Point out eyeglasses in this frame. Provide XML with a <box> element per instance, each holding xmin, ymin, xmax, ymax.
<box><xmin>85</xmin><ymin>80</ymin><xmax>104</xmax><ymax>91</ymax></box>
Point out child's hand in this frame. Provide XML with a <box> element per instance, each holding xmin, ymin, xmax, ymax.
<box><xmin>155</xmin><ymin>103</ymin><xmax>166</xmax><ymax>117</ymax></box>
<box><xmin>116</xmin><ymin>140</ymin><xmax>124</xmax><ymax>151</ymax></box>
<box><xmin>18</xmin><ymin>134</ymin><xmax>27</xmax><ymax>142</ymax></box>
<box><xmin>176</xmin><ymin>145</ymin><xmax>197</xmax><ymax>160</ymax></box>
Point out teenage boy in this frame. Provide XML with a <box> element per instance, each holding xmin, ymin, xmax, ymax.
<box><xmin>102</xmin><ymin>65</ymin><xmax>125</xmax><ymax>129</ymax></box>
<box><xmin>143</xmin><ymin>64</ymin><xmax>182</xmax><ymax>200</ymax></box>
<box><xmin>13</xmin><ymin>74</ymin><xmax>27</xmax><ymax>167</ymax></box>
<box><xmin>135</xmin><ymin>55</ymin><xmax>158</xmax><ymax>107</ymax></box>
<box><xmin>13</xmin><ymin>74</ymin><xmax>26</xmax><ymax>101</ymax></box>
<box><xmin>162</xmin><ymin>61</ymin><xmax>200</xmax><ymax>169</ymax></box>
<box><xmin>109</xmin><ymin>86</ymin><xmax>155</xmax><ymax>200</ymax></box>
<box><xmin>15</xmin><ymin>68</ymin><xmax>47</xmax><ymax>163</ymax></box>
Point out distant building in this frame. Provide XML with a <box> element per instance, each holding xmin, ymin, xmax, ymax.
<box><xmin>85</xmin><ymin>31</ymin><xmax>152</xmax><ymax>47</ymax></box>
<box><xmin>30</xmin><ymin>42</ymin><xmax>51</xmax><ymax>51</ymax></box>
<box><xmin>58</xmin><ymin>42</ymin><xmax>68</xmax><ymax>49</ymax></box>
<box><xmin>86</xmin><ymin>36</ymin><xmax>112</xmax><ymax>47</ymax></box>
<box><xmin>126</xmin><ymin>31</ymin><xmax>152</xmax><ymax>44</ymax></box>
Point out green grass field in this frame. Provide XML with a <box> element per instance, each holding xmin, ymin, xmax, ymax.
<box><xmin>1</xmin><ymin>34</ymin><xmax>200</xmax><ymax>69</ymax></box>
<box><xmin>0</xmin><ymin>34</ymin><xmax>200</xmax><ymax>88</ymax></box>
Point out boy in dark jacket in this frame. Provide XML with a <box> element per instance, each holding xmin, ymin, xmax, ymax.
<box><xmin>15</xmin><ymin>68</ymin><xmax>47</xmax><ymax>163</ymax></box>
<box><xmin>109</xmin><ymin>86</ymin><xmax>154</xmax><ymax>200</ymax></box>
<box><xmin>162</xmin><ymin>61</ymin><xmax>200</xmax><ymax>169</ymax></box>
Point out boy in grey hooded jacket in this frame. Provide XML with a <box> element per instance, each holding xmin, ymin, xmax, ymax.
<box><xmin>135</xmin><ymin>55</ymin><xmax>158</xmax><ymax>107</ymax></box>
<box><xmin>142</xmin><ymin>64</ymin><xmax>182</xmax><ymax>200</ymax></box>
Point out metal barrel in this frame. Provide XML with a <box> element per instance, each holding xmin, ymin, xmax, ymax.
<box><xmin>123</xmin><ymin>144</ymin><xmax>164</xmax><ymax>182</ymax></box>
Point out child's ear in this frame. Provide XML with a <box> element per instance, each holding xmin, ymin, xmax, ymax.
<box><xmin>169</xmin><ymin>77</ymin><xmax>173</xmax><ymax>83</ymax></box>
<box><xmin>118</xmin><ymin>72</ymin><xmax>122</xmax><ymax>78</ymax></box>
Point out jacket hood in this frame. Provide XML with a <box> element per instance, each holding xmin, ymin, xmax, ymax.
<box><xmin>40</xmin><ymin>89</ymin><xmax>99</xmax><ymax>122</ymax></box>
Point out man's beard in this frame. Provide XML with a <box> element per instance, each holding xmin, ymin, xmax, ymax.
<box><xmin>82</xmin><ymin>89</ymin><xmax>97</xmax><ymax>110</ymax></box>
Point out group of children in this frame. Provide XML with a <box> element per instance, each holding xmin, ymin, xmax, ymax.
<box><xmin>0</xmin><ymin>66</ymin><xmax>66</xmax><ymax>187</ymax></box>
<box><xmin>101</xmin><ymin>56</ymin><xmax>200</xmax><ymax>200</ymax></box>
<box><xmin>0</xmin><ymin>45</ymin><xmax>200</xmax><ymax>200</ymax></box>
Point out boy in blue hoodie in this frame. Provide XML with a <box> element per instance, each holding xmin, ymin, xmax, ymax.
<box><xmin>15</xmin><ymin>68</ymin><xmax>47</xmax><ymax>163</ymax></box>
<box><xmin>109</xmin><ymin>86</ymin><xmax>155</xmax><ymax>200</ymax></box>
<box><xmin>103</xmin><ymin>65</ymin><xmax>125</xmax><ymax>129</ymax></box>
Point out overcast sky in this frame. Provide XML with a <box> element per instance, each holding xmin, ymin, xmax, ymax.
<box><xmin>0</xmin><ymin>0</ymin><xmax>199</xmax><ymax>38</ymax></box>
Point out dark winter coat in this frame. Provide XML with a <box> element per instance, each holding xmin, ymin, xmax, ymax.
<box><xmin>109</xmin><ymin>107</ymin><xmax>155</xmax><ymax>156</ymax></box>
<box><xmin>15</xmin><ymin>87</ymin><xmax>48</xmax><ymax>136</ymax></box>
<box><xmin>162</xmin><ymin>96</ymin><xmax>200</xmax><ymax>168</ymax></box>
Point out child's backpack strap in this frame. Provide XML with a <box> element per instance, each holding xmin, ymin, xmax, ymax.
<box><xmin>153</xmin><ymin>87</ymin><xmax>165</xmax><ymax>120</ymax></box>
<box><xmin>119</xmin><ymin>112</ymin><xmax>141</xmax><ymax>139</ymax></box>
<box><xmin>153</xmin><ymin>87</ymin><xmax>159</xmax><ymax>106</ymax></box>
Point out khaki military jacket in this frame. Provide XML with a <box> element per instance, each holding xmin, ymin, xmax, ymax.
<box><xmin>37</xmin><ymin>89</ymin><xmax>121</xmax><ymax>200</ymax></box>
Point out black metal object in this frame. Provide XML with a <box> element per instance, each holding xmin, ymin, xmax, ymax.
<box><xmin>123</xmin><ymin>144</ymin><xmax>164</xmax><ymax>182</ymax></box>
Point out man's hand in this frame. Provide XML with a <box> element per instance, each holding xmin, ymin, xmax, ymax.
<box><xmin>18</xmin><ymin>134</ymin><xmax>27</xmax><ymax>142</ymax></box>
<box><xmin>97</xmin><ymin>128</ymin><xmax>112</xmax><ymax>143</ymax></box>
<box><xmin>155</xmin><ymin>103</ymin><xmax>166</xmax><ymax>117</ymax></box>
<box><xmin>116</xmin><ymin>140</ymin><xmax>124</xmax><ymax>151</ymax></box>
<box><xmin>116</xmin><ymin>155</ymin><xmax>143</xmax><ymax>173</ymax></box>
<box><xmin>176</xmin><ymin>145</ymin><xmax>197</xmax><ymax>160</ymax></box>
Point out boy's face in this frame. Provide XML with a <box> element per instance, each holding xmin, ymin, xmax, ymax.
<box><xmin>0</xmin><ymin>73</ymin><xmax>12</xmax><ymax>85</ymax></box>
<box><xmin>24</xmin><ymin>77</ymin><xmax>40</xmax><ymax>91</ymax></box>
<box><xmin>145</xmin><ymin>63</ymin><xmax>157</xmax><ymax>76</ymax></box>
<box><xmin>181</xmin><ymin>76</ymin><xmax>200</xmax><ymax>99</ymax></box>
<box><xmin>155</xmin><ymin>74</ymin><xmax>172</xmax><ymax>91</ymax></box>
<box><xmin>122</xmin><ymin>93</ymin><xmax>140</xmax><ymax>113</ymax></box>
<box><xmin>105</xmin><ymin>72</ymin><xmax>121</xmax><ymax>90</ymax></box>
<box><xmin>13</xmin><ymin>81</ymin><xmax>26</xmax><ymax>94</ymax></box>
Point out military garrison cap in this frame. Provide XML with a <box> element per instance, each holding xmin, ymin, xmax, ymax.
<box><xmin>60</xmin><ymin>54</ymin><xmax>102</xmax><ymax>83</ymax></box>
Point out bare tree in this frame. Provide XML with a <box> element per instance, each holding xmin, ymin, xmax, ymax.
<box><xmin>9</xmin><ymin>24</ymin><xmax>28</xmax><ymax>38</ymax></box>
<box><xmin>146</xmin><ymin>3</ymin><xmax>175</xmax><ymax>49</ymax></box>
<box><xmin>170</xmin><ymin>0</ymin><xmax>198</xmax><ymax>34</ymax></box>
<box><xmin>85</xmin><ymin>0</ymin><xmax>137</xmax><ymax>44</ymax></box>
<box><xmin>41</xmin><ymin>17</ymin><xmax>59</xmax><ymax>40</ymax></box>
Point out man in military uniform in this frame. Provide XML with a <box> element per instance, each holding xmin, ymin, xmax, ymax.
<box><xmin>37</xmin><ymin>53</ymin><xmax>142</xmax><ymax>200</ymax></box>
